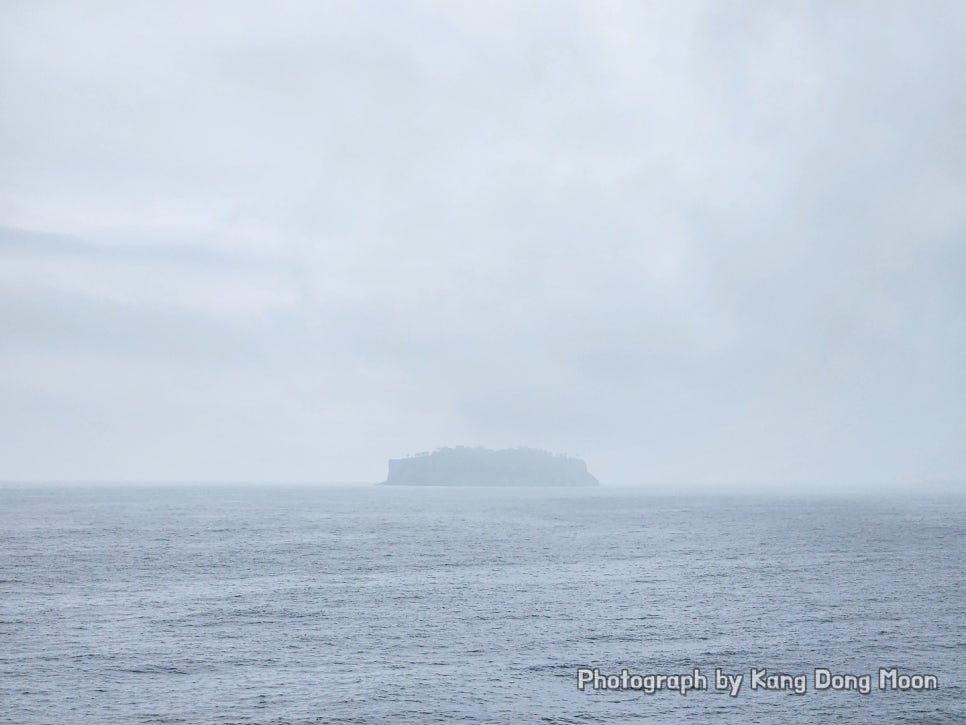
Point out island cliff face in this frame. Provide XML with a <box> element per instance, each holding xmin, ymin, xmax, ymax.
<box><xmin>381</xmin><ymin>446</ymin><xmax>599</xmax><ymax>487</ymax></box>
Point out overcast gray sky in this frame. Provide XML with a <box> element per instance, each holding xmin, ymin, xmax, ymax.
<box><xmin>1</xmin><ymin>1</ymin><xmax>964</xmax><ymax>488</ymax></box>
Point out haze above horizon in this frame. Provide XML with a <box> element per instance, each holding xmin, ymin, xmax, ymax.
<box><xmin>1</xmin><ymin>2</ymin><xmax>964</xmax><ymax>490</ymax></box>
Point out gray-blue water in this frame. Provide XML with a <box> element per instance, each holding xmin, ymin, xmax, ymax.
<box><xmin>1</xmin><ymin>485</ymin><xmax>963</xmax><ymax>723</ymax></box>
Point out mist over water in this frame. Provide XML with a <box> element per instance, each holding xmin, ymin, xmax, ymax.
<box><xmin>2</xmin><ymin>484</ymin><xmax>963</xmax><ymax>723</ymax></box>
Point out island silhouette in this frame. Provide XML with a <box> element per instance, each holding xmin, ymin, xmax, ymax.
<box><xmin>380</xmin><ymin>446</ymin><xmax>599</xmax><ymax>487</ymax></box>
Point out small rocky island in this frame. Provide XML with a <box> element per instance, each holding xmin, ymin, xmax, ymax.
<box><xmin>381</xmin><ymin>446</ymin><xmax>599</xmax><ymax>487</ymax></box>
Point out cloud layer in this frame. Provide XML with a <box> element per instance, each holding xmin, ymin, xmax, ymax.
<box><xmin>2</xmin><ymin>1</ymin><xmax>964</xmax><ymax>486</ymax></box>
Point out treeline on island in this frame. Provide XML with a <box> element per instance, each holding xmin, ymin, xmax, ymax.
<box><xmin>381</xmin><ymin>446</ymin><xmax>599</xmax><ymax>487</ymax></box>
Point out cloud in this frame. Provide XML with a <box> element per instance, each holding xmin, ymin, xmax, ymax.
<box><xmin>1</xmin><ymin>1</ymin><xmax>964</xmax><ymax>486</ymax></box>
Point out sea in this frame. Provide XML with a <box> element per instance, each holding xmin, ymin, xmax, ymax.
<box><xmin>1</xmin><ymin>484</ymin><xmax>963</xmax><ymax>724</ymax></box>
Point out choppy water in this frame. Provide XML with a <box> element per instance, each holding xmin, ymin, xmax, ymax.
<box><xmin>1</xmin><ymin>484</ymin><xmax>963</xmax><ymax>723</ymax></box>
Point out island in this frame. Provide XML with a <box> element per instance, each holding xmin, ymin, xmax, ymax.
<box><xmin>380</xmin><ymin>446</ymin><xmax>599</xmax><ymax>487</ymax></box>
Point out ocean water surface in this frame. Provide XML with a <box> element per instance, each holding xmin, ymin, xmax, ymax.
<box><xmin>1</xmin><ymin>484</ymin><xmax>963</xmax><ymax>723</ymax></box>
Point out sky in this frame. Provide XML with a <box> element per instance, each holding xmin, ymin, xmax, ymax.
<box><xmin>1</xmin><ymin>1</ymin><xmax>964</xmax><ymax>488</ymax></box>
